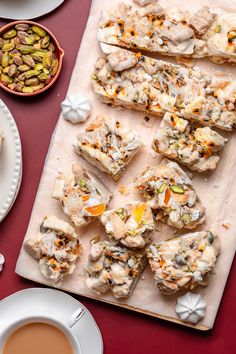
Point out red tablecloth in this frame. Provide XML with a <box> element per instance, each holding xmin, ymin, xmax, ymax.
<box><xmin>0</xmin><ymin>1</ymin><xmax>235</xmax><ymax>353</ymax></box>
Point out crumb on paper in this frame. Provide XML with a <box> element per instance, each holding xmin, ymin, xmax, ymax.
<box><xmin>204</xmin><ymin>178</ymin><xmax>208</xmax><ymax>182</ymax></box>
<box><xmin>118</xmin><ymin>185</ymin><xmax>130</xmax><ymax>196</ymax></box>
<box><xmin>222</xmin><ymin>222</ymin><xmax>231</xmax><ymax>229</ymax></box>
<box><xmin>142</xmin><ymin>115</ymin><xmax>155</xmax><ymax>128</ymax></box>
<box><xmin>141</xmin><ymin>275</ymin><xmax>146</xmax><ymax>280</ymax></box>
<box><xmin>214</xmin><ymin>183</ymin><xmax>219</xmax><ymax>188</ymax></box>
<box><xmin>176</xmin><ymin>56</ymin><xmax>194</xmax><ymax>68</ymax></box>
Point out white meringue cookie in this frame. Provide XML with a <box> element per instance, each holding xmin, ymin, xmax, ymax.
<box><xmin>61</xmin><ymin>93</ymin><xmax>91</xmax><ymax>124</ymax></box>
<box><xmin>176</xmin><ymin>292</ymin><xmax>206</xmax><ymax>324</ymax></box>
<box><xmin>0</xmin><ymin>254</ymin><xmax>5</xmax><ymax>272</ymax></box>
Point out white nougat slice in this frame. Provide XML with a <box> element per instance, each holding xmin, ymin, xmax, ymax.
<box><xmin>135</xmin><ymin>159</ymin><xmax>205</xmax><ymax>229</ymax></box>
<box><xmin>97</xmin><ymin>2</ymin><xmax>236</xmax><ymax>64</ymax></box>
<box><xmin>92</xmin><ymin>48</ymin><xmax>236</xmax><ymax>131</ymax></box>
<box><xmin>152</xmin><ymin>112</ymin><xmax>227</xmax><ymax>172</ymax></box>
<box><xmin>101</xmin><ymin>202</ymin><xmax>155</xmax><ymax>248</ymax></box>
<box><xmin>84</xmin><ymin>240</ymin><xmax>147</xmax><ymax>299</ymax></box>
<box><xmin>73</xmin><ymin>115</ymin><xmax>143</xmax><ymax>180</ymax></box>
<box><xmin>24</xmin><ymin>215</ymin><xmax>81</xmax><ymax>285</ymax></box>
<box><xmin>52</xmin><ymin>165</ymin><xmax>112</xmax><ymax>228</ymax></box>
<box><xmin>146</xmin><ymin>231</ymin><xmax>220</xmax><ymax>295</ymax></box>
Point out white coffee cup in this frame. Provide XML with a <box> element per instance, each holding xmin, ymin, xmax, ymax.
<box><xmin>0</xmin><ymin>307</ymin><xmax>85</xmax><ymax>354</ymax></box>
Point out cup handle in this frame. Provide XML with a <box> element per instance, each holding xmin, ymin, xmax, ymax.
<box><xmin>65</xmin><ymin>307</ymin><xmax>85</xmax><ymax>329</ymax></box>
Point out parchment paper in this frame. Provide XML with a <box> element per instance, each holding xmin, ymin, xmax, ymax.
<box><xmin>16</xmin><ymin>0</ymin><xmax>236</xmax><ymax>330</ymax></box>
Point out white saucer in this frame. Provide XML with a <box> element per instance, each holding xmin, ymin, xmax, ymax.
<box><xmin>0</xmin><ymin>288</ymin><xmax>103</xmax><ymax>354</ymax></box>
<box><xmin>0</xmin><ymin>99</ymin><xmax>22</xmax><ymax>223</ymax></box>
<box><xmin>0</xmin><ymin>0</ymin><xmax>64</xmax><ymax>20</ymax></box>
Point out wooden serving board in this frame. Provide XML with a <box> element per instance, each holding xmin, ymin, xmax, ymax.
<box><xmin>16</xmin><ymin>0</ymin><xmax>236</xmax><ymax>330</ymax></box>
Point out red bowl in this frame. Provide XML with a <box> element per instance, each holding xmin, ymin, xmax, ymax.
<box><xmin>0</xmin><ymin>20</ymin><xmax>64</xmax><ymax>96</ymax></box>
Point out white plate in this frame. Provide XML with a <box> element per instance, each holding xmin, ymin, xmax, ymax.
<box><xmin>0</xmin><ymin>0</ymin><xmax>64</xmax><ymax>20</ymax></box>
<box><xmin>0</xmin><ymin>99</ymin><xmax>22</xmax><ymax>223</ymax></box>
<box><xmin>0</xmin><ymin>288</ymin><xmax>103</xmax><ymax>354</ymax></box>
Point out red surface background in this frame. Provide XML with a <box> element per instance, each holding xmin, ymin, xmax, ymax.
<box><xmin>0</xmin><ymin>1</ymin><xmax>235</xmax><ymax>353</ymax></box>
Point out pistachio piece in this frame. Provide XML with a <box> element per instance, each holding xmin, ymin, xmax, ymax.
<box><xmin>9</xmin><ymin>49</ymin><xmax>21</xmax><ymax>58</ymax></box>
<box><xmin>25</xmin><ymin>35</ymin><xmax>36</xmax><ymax>45</ymax></box>
<box><xmin>25</xmin><ymin>77</ymin><xmax>39</xmax><ymax>86</ymax></box>
<box><xmin>18</xmin><ymin>64</ymin><xmax>31</xmax><ymax>72</ymax></box>
<box><xmin>48</xmin><ymin>42</ymin><xmax>55</xmax><ymax>52</ymax></box>
<box><xmin>15</xmin><ymin>24</ymin><xmax>30</xmax><ymax>31</ymax></box>
<box><xmin>13</xmin><ymin>56</ymin><xmax>23</xmax><ymax>66</ymax></box>
<box><xmin>2</xmin><ymin>42</ymin><xmax>15</xmax><ymax>52</ymax></box>
<box><xmin>1</xmin><ymin>73</ymin><xmax>12</xmax><ymax>84</ymax></box>
<box><xmin>41</xmin><ymin>35</ymin><xmax>50</xmax><ymax>49</ymax></box>
<box><xmin>16</xmin><ymin>45</ymin><xmax>35</xmax><ymax>54</ymax></box>
<box><xmin>43</xmin><ymin>52</ymin><xmax>52</xmax><ymax>69</ymax></box>
<box><xmin>3</xmin><ymin>29</ymin><xmax>17</xmax><ymax>39</ymax></box>
<box><xmin>22</xmin><ymin>86</ymin><xmax>34</xmax><ymax>93</ymax></box>
<box><xmin>0</xmin><ymin>38</ymin><xmax>4</xmax><ymax>49</ymax></box>
<box><xmin>38</xmin><ymin>72</ymin><xmax>49</xmax><ymax>82</ymax></box>
<box><xmin>1</xmin><ymin>52</ymin><xmax>9</xmax><ymax>67</ymax></box>
<box><xmin>182</xmin><ymin>213</ymin><xmax>191</xmax><ymax>225</ymax></box>
<box><xmin>24</xmin><ymin>69</ymin><xmax>40</xmax><ymax>78</ymax></box>
<box><xmin>15</xmin><ymin>82</ymin><xmax>23</xmax><ymax>92</ymax></box>
<box><xmin>8</xmin><ymin>82</ymin><xmax>17</xmax><ymax>90</ymax></box>
<box><xmin>3</xmin><ymin>66</ymin><xmax>10</xmax><ymax>74</ymax></box>
<box><xmin>159</xmin><ymin>182</ymin><xmax>168</xmax><ymax>193</ymax></box>
<box><xmin>207</xmin><ymin>231</ymin><xmax>214</xmax><ymax>244</ymax></box>
<box><xmin>32</xmin><ymin>26</ymin><xmax>46</xmax><ymax>37</ymax></box>
<box><xmin>31</xmin><ymin>53</ymin><xmax>42</xmax><ymax>62</ymax></box>
<box><xmin>35</xmin><ymin>63</ymin><xmax>44</xmax><ymax>71</ymax></box>
<box><xmin>170</xmin><ymin>185</ymin><xmax>185</xmax><ymax>194</ymax></box>
<box><xmin>8</xmin><ymin>64</ymin><xmax>17</xmax><ymax>77</ymax></box>
<box><xmin>30</xmin><ymin>82</ymin><xmax>45</xmax><ymax>91</ymax></box>
<box><xmin>17</xmin><ymin>72</ymin><xmax>26</xmax><ymax>81</ymax></box>
<box><xmin>50</xmin><ymin>59</ymin><xmax>59</xmax><ymax>76</ymax></box>
<box><xmin>22</xmin><ymin>54</ymin><xmax>35</xmax><ymax>68</ymax></box>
